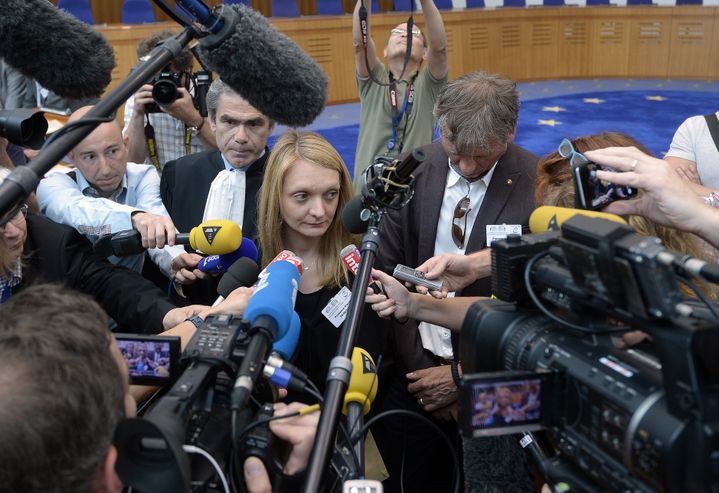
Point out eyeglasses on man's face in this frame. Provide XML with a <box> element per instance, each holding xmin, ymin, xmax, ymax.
<box><xmin>0</xmin><ymin>204</ymin><xmax>28</xmax><ymax>232</ymax></box>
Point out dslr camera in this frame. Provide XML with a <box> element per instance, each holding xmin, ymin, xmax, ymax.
<box><xmin>145</xmin><ymin>66</ymin><xmax>211</xmax><ymax>117</ymax></box>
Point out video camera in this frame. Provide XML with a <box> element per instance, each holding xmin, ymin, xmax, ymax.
<box><xmin>114</xmin><ymin>313</ymin><xmax>283</xmax><ymax>493</ymax></box>
<box><xmin>458</xmin><ymin>213</ymin><xmax>719</xmax><ymax>492</ymax></box>
<box><xmin>145</xmin><ymin>65</ymin><xmax>212</xmax><ymax>117</ymax></box>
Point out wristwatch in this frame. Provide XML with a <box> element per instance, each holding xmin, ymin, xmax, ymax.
<box><xmin>184</xmin><ymin>314</ymin><xmax>204</xmax><ymax>329</ymax></box>
<box><xmin>188</xmin><ymin>118</ymin><xmax>205</xmax><ymax>135</ymax></box>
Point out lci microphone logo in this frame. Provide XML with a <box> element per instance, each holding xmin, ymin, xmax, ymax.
<box><xmin>202</xmin><ymin>226</ymin><xmax>221</xmax><ymax>244</ymax></box>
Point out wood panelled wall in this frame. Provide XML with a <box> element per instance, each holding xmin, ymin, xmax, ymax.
<box><xmin>96</xmin><ymin>6</ymin><xmax>719</xmax><ymax>105</ymax></box>
<box><xmin>52</xmin><ymin>0</ymin><xmax>384</xmax><ymax>22</ymax></box>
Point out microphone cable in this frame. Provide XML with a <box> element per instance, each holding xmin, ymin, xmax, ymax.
<box><xmin>350</xmin><ymin>408</ymin><xmax>461</xmax><ymax>493</ymax></box>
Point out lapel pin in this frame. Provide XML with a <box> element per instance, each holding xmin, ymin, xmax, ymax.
<box><xmin>506</xmin><ymin>178</ymin><xmax>513</xmax><ymax>185</ymax></box>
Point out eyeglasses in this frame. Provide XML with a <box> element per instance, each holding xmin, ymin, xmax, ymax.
<box><xmin>0</xmin><ymin>204</ymin><xmax>28</xmax><ymax>232</ymax></box>
<box><xmin>390</xmin><ymin>27</ymin><xmax>422</xmax><ymax>37</ymax></box>
<box><xmin>452</xmin><ymin>195</ymin><xmax>471</xmax><ymax>249</ymax></box>
<box><xmin>557</xmin><ymin>138</ymin><xmax>590</xmax><ymax>167</ymax></box>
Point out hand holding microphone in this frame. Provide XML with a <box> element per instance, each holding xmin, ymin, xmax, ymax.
<box><xmin>130</xmin><ymin>212</ymin><xmax>178</xmax><ymax>249</ymax></box>
<box><xmin>232</xmin><ymin>250</ymin><xmax>304</xmax><ymax>410</ymax></box>
<box><xmin>340</xmin><ymin>244</ymin><xmax>383</xmax><ymax>294</ymax></box>
<box><xmin>94</xmin><ymin>219</ymin><xmax>242</xmax><ymax>258</ymax></box>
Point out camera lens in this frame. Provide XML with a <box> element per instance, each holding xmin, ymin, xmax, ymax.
<box><xmin>152</xmin><ymin>79</ymin><xmax>178</xmax><ymax>106</ymax></box>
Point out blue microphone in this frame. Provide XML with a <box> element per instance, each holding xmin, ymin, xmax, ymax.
<box><xmin>231</xmin><ymin>251</ymin><xmax>303</xmax><ymax>410</ymax></box>
<box><xmin>272</xmin><ymin>310</ymin><xmax>300</xmax><ymax>360</ymax></box>
<box><xmin>197</xmin><ymin>237</ymin><xmax>259</xmax><ymax>273</ymax></box>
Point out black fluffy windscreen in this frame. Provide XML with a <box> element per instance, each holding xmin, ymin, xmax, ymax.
<box><xmin>0</xmin><ymin>0</ymin><xmax>115</xmax><ymax>99</ymax></box>
<box><xmin>197</xmin><ymin>4</ymin><xmax>329</xmax><ymax>127</ymax></box>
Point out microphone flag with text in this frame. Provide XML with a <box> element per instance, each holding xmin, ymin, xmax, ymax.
<box><xmin>197</xmin><ymin>237</ymin><xmax>259</xmax><ymax>273</ymax></box>
<box><xmin>340</xmin><ymin>244</ymin><xmax>382</xmax><ymax>294</ymax></box>
<box><xmin>231</xmin><ymin>250</ymin><xmax>303</xmax><ymax>410</ymax></box>
<box><xmin>529</xmin><ymin>205</ymin><xmax>626</xmax><ymax>234</ymax></box>
<box><xmin>343</xmin><ymin>347</ymin><xmax>378</xmax><ymax>416</ymax></box>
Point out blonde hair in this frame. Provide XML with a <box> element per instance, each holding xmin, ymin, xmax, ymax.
<box><xmin>258</xmin><ymin>130</ymin><xmax>356</xmax><ymax>289</ymax></box>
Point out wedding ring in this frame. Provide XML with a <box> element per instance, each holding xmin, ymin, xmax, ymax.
<box><xmin>630</xmin><ymin>159</ymin><xmax>638</xmax><ymax>171</ymax></box>
<box><xmin>419</xmin><ymin>397</ymin><xmax>424</xmax><ymax>406</ymax></box>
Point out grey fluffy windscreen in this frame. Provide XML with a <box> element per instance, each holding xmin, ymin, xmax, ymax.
<box><xmin>197</xmin><ymin>4</ymin><xmax>329</xmax><ymax>127</ymax></box>
<box><xmin>0</xmin><ymin>0</ymin><xmax>115</xmax><ymax>99</ymax></box>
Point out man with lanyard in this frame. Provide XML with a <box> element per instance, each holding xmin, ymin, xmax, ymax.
<box><xmin>37</xmin><ymin>106</ymin><xmax>189</xmax><ymax>278</ymax></box>
<box><xmin>123</xmin><ymin>30</ymin><xmax>217</xmax><ymax>172</ymax></box>
<box><xmin>351</xmin><ymin>0</ymin><xmax>448</xmax><ymax>193</ymax></box>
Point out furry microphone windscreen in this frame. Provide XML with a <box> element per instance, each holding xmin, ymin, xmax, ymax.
<box><xmin>0</xmin><ymin>0</ymin><xmax>115</xmax><ymax>99</ymax></box>
<box><xmin>197</xmin><ymin>4</ymin><xmax>329</xmax><ymax>127</ymax></box>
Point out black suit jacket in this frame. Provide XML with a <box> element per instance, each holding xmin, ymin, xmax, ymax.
<box><xmin>15</xmin><ymin>215</ymin><xmax>175</xmax><ymax>333</ymax></box>
<box><xmin>160</xmin><ymin>149</ymin><xmax>269</xmax><ymax>304</ymax></box>
<box><xmin>376</xmin><ymin>142</ymin><xmax>539</xmax><ymax>372</ymax></box>
<box><xmin>160</xmin><ymin>149</ymin><xmax>269</xmax><ymax>242</ymax></box>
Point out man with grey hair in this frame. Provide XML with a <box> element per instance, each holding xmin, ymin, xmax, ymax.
<box><xmin>160</xmin><ymin>77</ymin><xmax>274</xmax><ymax>303</ymax></box>
<box><xmin>372</xmin><ymin>71</ymin><xmax>538</xmax><ymax>492</ymax></box>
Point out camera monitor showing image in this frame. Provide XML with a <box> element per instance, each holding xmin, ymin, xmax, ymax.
<box><xmin>115</xmin><ymin>334</ymin><xmax>181</xmax><ymax>387</ymax></box>
<box><xmin>459</xmin><ymin>371</ymin><xmax>548</xmax><ymax>438</ymax></box>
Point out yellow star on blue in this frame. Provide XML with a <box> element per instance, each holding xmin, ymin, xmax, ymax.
<box><xmin>538</xmin><ymin>119</ymin><xmax>561</xmax><ymax>127</ymax></box>
<box><xmin>542</xmin><ymin>106</ymin><xmax>565</xmax><ymax>113</ymax></box>
<box><xmin>583</xmin><ymin>98</ymin><xmax>605</xmax><ymax>104</ymax></box>
<box><xmin>646</xmin><ymin>95</ymin><xmax>667</xmax><ymax>101</ymax></box>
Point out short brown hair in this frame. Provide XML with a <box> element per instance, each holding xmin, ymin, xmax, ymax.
<box><xmin>0</xmin><ymin>284</ymin><xmax>125</xmax><ymax>493</ymax></box>
<box><xmin>137</xmin><ymin>29</ymin><xmax>193</xmax><ymax>72</ymax></box>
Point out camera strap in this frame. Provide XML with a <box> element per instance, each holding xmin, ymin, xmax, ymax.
<box><xmin>144</xmin><ymin>114</ymin><xmax>193</xmax><ymax>172</ymax></box>
<box><xmin>386</xmin><ymin>72</ymin><xmax>417</xmax><ymax>153</ymax></box>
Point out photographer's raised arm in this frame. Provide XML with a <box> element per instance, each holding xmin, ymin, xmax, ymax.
<box><xmin>352</xmin><ymin>0</ymin><xmax>377</xmax><ymax>78</ymax></box>
<box><xmin>586</xmin><ymin>147</ymin><xmax>719</xmax><ymax>249</ymax></box>
<box><xmin>123</xmin><ymin>85</ymin><xmax>154</xmax><ymax>164</ymax></box>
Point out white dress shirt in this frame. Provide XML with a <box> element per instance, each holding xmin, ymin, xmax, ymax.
<box><xmin>419</xmin><ymin>159</ymin><xmax>498</xmax><ymax>359</ymax></box>
<box><xmin>37</xmin><ymin>162</ymin><xmax>184</xmax><ymax>276</ymax></box>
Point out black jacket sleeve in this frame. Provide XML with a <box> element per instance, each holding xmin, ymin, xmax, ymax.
<box><xmin>29</xmin><ymin>216</ymin><xmax>176</xmax><ymax>333</ymax></box>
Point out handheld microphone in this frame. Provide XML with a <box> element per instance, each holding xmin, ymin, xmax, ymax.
<box><xmin>192</xmin><ymin>3</ymin><xmax>328</xmax><ymax>127</ymax></box>
<box><xmin>271</xmin><ymin>311</ymin><xmax>301</xmax><ymax>360</ymax></box>
<box><xmin>0</xmin><ymin>0</ymin><xmax>115</xmax><ymax>99</ymax></box>
<box><xmin>342</xmin><ymin>347</ymin><xmax>378</xmax><ymax>475</ymax></box>
<box><xmin>340</xmin><ymin>244</ymin><xmax>382</xmax><ymax>294</ymax></box>
<box><xmin>529</xmin><ymin>206</ymin><xmax>627</xmax><ymax>234</ymax></box>
<box><xmin>176</xmin><ymin>219</ymin><xmax>242</xmax><ymax>254</ymax></box>
<box><xmin>342</xmin><ymin>196</ymin><xmax>369</xmax><ymax>235</ymax></box>
<box><xmin>93</xmin><ymin>219</ymin><xmax>243</xmax><ymax>258</ymax></box>
<box><xmin>215</xmin><ymin>256</ymin><xmax>261</xmax><ymax>304</ymax></box>
<box><xmin>343</xmin><ymin>347</ymin><xmax>379</xmax><ymax>417</ymax></box>
<box><xmin>197</xmin><ymin>237</ymin><xmax>258</xmax><ymax>273</ymax></box>
<box><xmin>231</xmin><ymin>252</ymin><xmax>303</xmax><ymax>409</ymax></box>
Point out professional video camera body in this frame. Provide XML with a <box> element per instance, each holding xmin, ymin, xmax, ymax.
<box><xmin>458</xmin><ymin>214</ymin><xmax>719</xmax><ymax>492</ymax></box>
<box><xmin>115</xmin><ymin>314</ymin><xmax>283</xmax><ymax>493</ymax></box>
<box><xmin>114</xmin><ymin>312</ymin><xmax>358</xmax><ymax>493</ymax></box>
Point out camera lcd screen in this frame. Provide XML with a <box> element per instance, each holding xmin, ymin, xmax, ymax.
<box><xmin>115</xmin><ymin>334</ymin><xmax>181</xmax><ymax>387</ymax></box>
<box><xmin>460</xmin><ymin>371</ymin><xmax>548</xmax><ymax>438</ymax></box>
